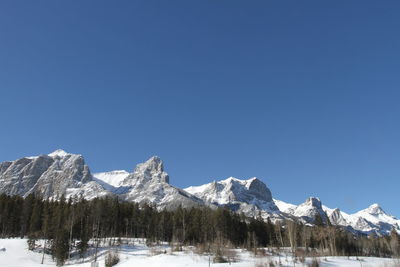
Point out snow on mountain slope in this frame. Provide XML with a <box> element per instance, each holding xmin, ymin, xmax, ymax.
<box><xmin>354</xmin><ymin>204</ymin><xmax>399</xmax><ymax>226</ymax></box>
<box><xmin>346</xmin><ymin>204</ymin><xmax>400</xmax><ymax>234</ymax></box>
<box><xmin>273</xmin><ymin>199</ymin><xmax>297</xmax><ymax>214</ymax></box>
<box><xmin>48</xmin><ymin>149</ymin><xmax>71</xmax><ymax>158</ymax></box>
<box><xmin>93</xmin><ymin>170</ymin><xmax>129</xmax><ymax>187</ymax></box>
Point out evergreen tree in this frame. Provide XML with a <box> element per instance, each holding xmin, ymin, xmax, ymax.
<box><xmin>53</xmin><ymin>229</ymin><xmax>70</xmax><ymax>266</ymax></box>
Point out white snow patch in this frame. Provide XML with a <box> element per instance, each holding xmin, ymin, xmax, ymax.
<box><xmin>93</xmin><ymin>170</ymin><xmax>130</xmax><ymax>187</ymax></box>
<box><xmin>0</xmin><ymin>238</ymin><xmax>398</xmax><ymax>267</ymax></box>
<box><xmin>273</xmin><ymin>199</ymin><xmax>297</xmax><ymax>213</ymax></box>
<box><xmin>48</xmin><ymin>149</ymin><xmax>71</xmax><ymax>158</ymax></box>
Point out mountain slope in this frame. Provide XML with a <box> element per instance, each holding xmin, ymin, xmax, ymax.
<box><xmin>93</xmin><ymin>170</ymin><xmax>129</xmax><ymax>188</ymax></box>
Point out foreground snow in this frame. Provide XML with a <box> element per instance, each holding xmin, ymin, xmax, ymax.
<box><xmin>0</xmin><ymin>238</ymin><xmax>398</xmax><ymax>267</ymax></box>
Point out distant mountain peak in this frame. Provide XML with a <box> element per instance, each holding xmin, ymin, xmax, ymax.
<box><xmin>221</xmin><ymin>177</ymin><xmax>241</xmax><ymax>183</ymax></box>
<box><xmin>185</xmin><ymin>176</ymin><xmax>279</xmax><ymax>215</ymax></box>
<box><xmin>364</xmin><ymin>203</ymin><xmax>385</xmax><ymax>215</ymax></box>
<box><xmin>220</xmin><ymin>176</ymin><xmax>262</xmax><ymax>186</ymax></box>
<box><xmin>123</xmin><ymin>156</ymin><xmax>169</xmax><ymax>185</ymax></box>
<box><xmin>292</xmin><ymin>197</ymin><xmax>328</xmax><ymax>224</ymax></box>
<box><xmin>148</xmin><ymin>155</ymin><xmax>162</xmax><ymax>162</ymax></box>
<box><xmin>48</xmin><ymin>149</ymin><xmax>71</xmax><ymax>158</ymax></box>
<box><xmin>305</xmin><ymin>197</ymin><xmax>322</xmax><ymax>208</ymax></box>
<box><xmin>136</xmin><ymin>156</ymin><xmax>163</xmax><ymax>171</ymax></box>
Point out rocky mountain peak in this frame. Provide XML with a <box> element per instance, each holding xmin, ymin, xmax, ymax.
<box><xmin>246</xmin><ymin>177</ymin><xmax>273</xmax><ymax>202</ymax></box>
<box><xmin>135</xmin><ymin>156</ymin><xmax>163</xmax><ymax>173</ymax></box>
<box><xmin>217</xmin><ymin>177</ymin><xmax>273</xmax><ymax>203</ymax></box>
<box><xmin>122</xmin><ymin>156</ymin><xmax>169</xmax><ymax>186</ymax></box>
<box><xmin>305</xmin><ymin>197</ymin><xmax>322</xmax><ymax>208</ymax></box>
<box><xmin>293</xmin><ymin>197</ymin><xmax>328</xmax><ymax>224</ymax></box>
<box><xmin>185</xmin><ymin>176</ymin><xmax>278</xmax><ymax>216</ymax></box>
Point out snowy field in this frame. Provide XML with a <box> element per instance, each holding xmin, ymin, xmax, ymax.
<box><xmin>0</xmin><ymin>238</ymin><xmax>399</xmax><ymax>267</ymax></box>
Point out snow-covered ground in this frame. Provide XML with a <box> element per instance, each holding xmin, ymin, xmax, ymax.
<box><xmin>0</xmin><ymin>238</ymin><xmax>398</xmax><ymax>267</ymax></box>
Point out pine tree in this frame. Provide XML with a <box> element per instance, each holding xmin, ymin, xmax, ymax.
<box><xmin>21</xmin><ymin>194</ymin><xmax>35</xmax><ymax>237</ymax></box>
<box><xmin>53</xmin><ymin>229</ymin><xmax>70</xmax><ymax>266</ymax></box>
<box><xmin>314</xmin><ymin>213</ymin><xmax>325</xmax><ymax>227</ymax></box>
<box><xmin>390</xmin><ymin>229</ymin><xmax>400</xmax><ymax>257</ymax></box>
<box><xmin>29</xmin><ymin>197</ymin><xmax>43</xmax><ymax>234</ymax></box>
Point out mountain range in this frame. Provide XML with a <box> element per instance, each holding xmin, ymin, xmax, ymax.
<box><xmin>0</xmin><ymin>149</ymin><xmax>398</xmax><ymax>235</ymax></box>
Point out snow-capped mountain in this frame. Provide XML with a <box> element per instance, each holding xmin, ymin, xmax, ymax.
<box><xmin>290</xmin><ymin>197</ymin><xmax>329</xmax><ymax>224</ymax></box>
<box><xmin>323</xmin><ymin>204</ymin><xmax>400</xmax><ymax>235</ymax></box>
<box><xmin>0</xmin><ymin>149</ymin><xmax>107</xmax><ymax>199</ymax></box>
<box><xmin>185</xmin><ymin>177</ymin><xmax>280</xmax><ymax>218</ymax></box>
<box><xmin>0</xmin><ymin>149</ymin><xmax>398</xmax><ymax>235</ymax></box>
<box><xmin>275</xmin><ymin>198</ymin><xmax>400</xmax><ymax>235</ymax></box>
<box><xmin>113</xmin><ymin>156</ymin><xmax>205</xmax><ymax>210</ymax></box>
<box><xmin>0</xmin><ymin>150</ymin><xmax>204</xmax><ymax>209</ymax></box>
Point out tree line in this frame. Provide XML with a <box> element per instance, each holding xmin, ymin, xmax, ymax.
<box><xmin>0</xmin><ymin>194</ymin><xmax>398</xmax><ymax>265</ymax></box>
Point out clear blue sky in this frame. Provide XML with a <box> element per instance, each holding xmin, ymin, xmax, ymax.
<box><xmin>0</xmin><ymin>1</ymin><xmax>399</xmax><ymax>216</ymax></box>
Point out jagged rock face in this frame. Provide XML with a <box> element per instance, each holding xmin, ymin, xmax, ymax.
<box><xmin>226</xmin><ymin>177</ymin><xmax>274</xmax><ymax>205</ymax></box>
<box><xmin>243</xmin><ymin>178</ymin><xmax>273</xmax><ymax>203</ymax></box>
<box><xmin>292</xmin><ymin>197</ymin><xmax>328</xmax><ymax>224</ymax></box>
<box><xmin>329</xmin><ymin>208</ymin><xmax>347</xmax><ymax>226</ymax></box>
<box><xmin>0</xmin><ymin>156</ymin><xmax>54</xmax><ymax>196</ymax></box>
<box><xmin>28</xmin><ymin>152</ymin><xmax>92</xmax><ymax>198</ymax></box>
<box><xmin>118</xmin><ymin>156</ymin><xmax>203</xmax><ymax>209</ymax></box>
<box><xmin>185</xmin><ymin>177</ymin><xmax>280</xmax><ymax>218</ymax></box>
<box><xmin>121</xmin><ymin>156</ymin><xmax>169</xmax><ymax>187</ymax></box>
<box><xmin>185</xmin><ymin>177</ymin><xmax>273</xmax><ymax>205</ymax></box>
<box><xmin>0</xmin><ymin>150</ymin><xmax>95</xmax><ymax>199</ymax></box>
<box><xmin>305</xmin><ymin>197</ymin><xmax>323</xmax><ymax>209</ymax></box>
